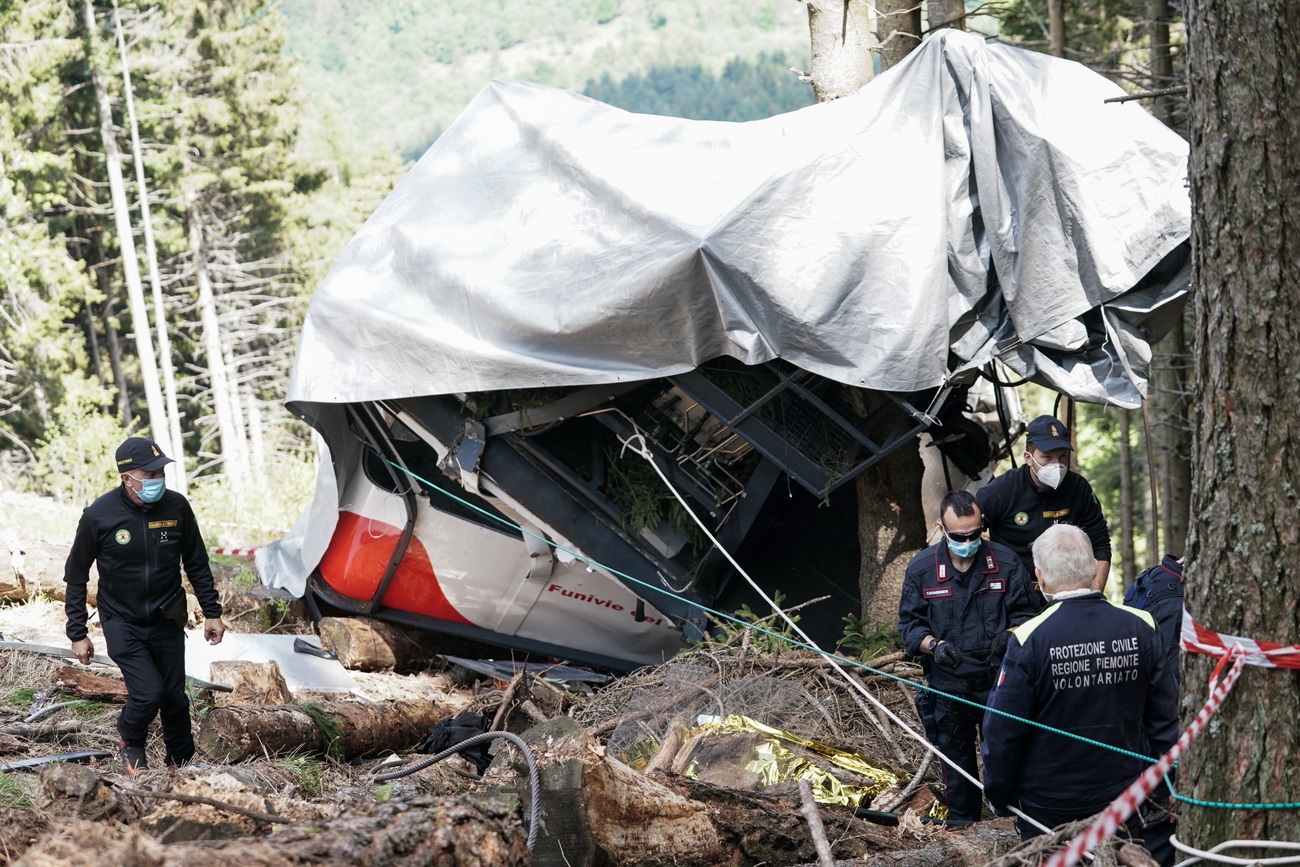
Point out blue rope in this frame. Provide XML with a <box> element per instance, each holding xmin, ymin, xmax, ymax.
<box><xmin>368</xmin><ymin>450</ymin><xmax>1298</xmax><ymax>810</ymax></box>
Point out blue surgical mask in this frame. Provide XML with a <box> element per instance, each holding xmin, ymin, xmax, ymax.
<box><xmin>947</xmin><ymin>537</ymin><xmax>981</xmax><ymax>558</ymax></box>
<box><xmin>129</xmin><ymin>473</ymin><xmax>166</xmax><ymax>503</ymax></box>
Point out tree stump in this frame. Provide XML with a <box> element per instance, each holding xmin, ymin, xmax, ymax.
<box><xmin>208</xmin><ymin>660</ymin><xmax>293</xmax><ymax>706</ymax></box>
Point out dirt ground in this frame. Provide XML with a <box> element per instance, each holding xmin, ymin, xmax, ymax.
<box><xmin>0</xmin><ymin>489</ymin><xmax>1112</xmax><ymax>866</ymax></box>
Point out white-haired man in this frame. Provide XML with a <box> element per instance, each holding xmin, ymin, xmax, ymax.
<box><xmin>982</xmin><ymin>524</ymin><xmax>1178</xmax><ymax>865</ymax></box>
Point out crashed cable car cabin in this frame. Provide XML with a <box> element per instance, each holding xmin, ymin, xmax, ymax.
<box><xmin>259</xmin><ymin>31</ymin><xmax>1192</xmax><ymax>670</ymax></box>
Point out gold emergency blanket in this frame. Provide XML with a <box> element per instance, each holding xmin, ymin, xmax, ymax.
<box><xmin>677</xmin><ymin>714</ymin><xmax>903</xmax><ymax>809</ymax></box>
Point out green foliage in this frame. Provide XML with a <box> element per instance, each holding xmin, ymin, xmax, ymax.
<box><xmin>295</xmin><ymin>701</ymin><xmax>347</xmax><ymax>761</ymax></box>
<box><xmin>986</xmin><ymin>0</ymin><xmax>1186</xmax><ymax>126</ymax></box>
<box><xmin>33</xmin><ymin>377</ymin><xmax>130</xmax><ymax>505</ymax></box>
<box><xmin>3</xmin><ymin>687</ymin><xmax>38</xmax><ymax>707</ymax></box>
<box><xmin>583</xmin><ymin>52</ymin><xmax>814</xmax><ymax>121</ymax></box>
<box><xmin>187</xmin><ymin>449</ymin><xmax>319</xmax><ymax>547</ymax></box>
<box><xmin>280</xmin><ymin>0</ymin><xmax>812</xmax><ymax>158</ymax></box>
<box><xmin>279</xmin><ymin>755</ymin><xmax>329</xmax><ymax>796</ymax></box>
<box><xmin>373</xmin><ymin>782</ymin><xmax>394</xmax><ymax>803</ymax></box>
<box><xmin>0</xmin><ymin>0</ymin><xmax>92</xmax><ymax>451</ymax></box>
<box><xmin>603</xmin><ymin>445</ymin><xmax>706</xmax><ymax>552</ymax></box>
<box><xmin>713</xmin><ymin>589</ymin><xmax>800</xmax><ymax>653</ymax></box>
<box><xmin>0</xmin><ymin>773</ymin><xmax>35</xmax><ymax>808</ymax></box>
<box><xmin>837</xmin><ymin>614</ymin><xmax>903</xmax><ymax>658</ymax></box>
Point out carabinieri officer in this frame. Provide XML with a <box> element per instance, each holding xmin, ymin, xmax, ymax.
<box><xmin>897</xmin><ymin>490</ymin><xmax>1038</xmax><ymax>823</ymax></box>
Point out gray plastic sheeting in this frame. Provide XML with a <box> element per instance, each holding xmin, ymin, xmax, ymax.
<box><xmin>286</xmin><ymin>30</ymin><xmax>1189</xmax><ymax>418</ymax></box>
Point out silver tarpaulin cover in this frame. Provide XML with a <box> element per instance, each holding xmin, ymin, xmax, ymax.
<box><xmin>286</xmin><ymin>30</ymin><xmax>1189</xmax><ymax>415</ymax></box>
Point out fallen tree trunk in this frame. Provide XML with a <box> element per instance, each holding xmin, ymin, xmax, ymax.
<box><xmin>9</xmin><ymin>796</ymin><xmax>528</xmax><ymax>867</ymax></box>
<box><xmin>196</xmin><ymin>698</ymin><xmax>452</xmax><ymax>762</ymax></box>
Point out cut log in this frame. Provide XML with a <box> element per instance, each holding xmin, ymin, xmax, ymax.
<box><xmin>208</xmin><ymin>660</ymin><xmax>292</xmax><ymax>707</ymax></box>
<box><xmin>53</xmin><ymin>665</ymin><xmax>128</xmax><ymax>702</ymax></box>
<box><xmin>317</xmin><ymin>616</ymin><xmax>435</xmax><ymax>672</ymax></box>
<box><xmin>196</xmin><ymin>698</ymin><xmax>453</xmax><ymax>762</ymax></box>
<box><xmin>10</xmin><ymin>796</ymin><xmax>528</xmax><ymax>867</ymax></box>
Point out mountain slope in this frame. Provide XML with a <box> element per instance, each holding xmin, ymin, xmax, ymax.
<box><xmin>281</xmin><ymin>0</ymin><xmax>813</xmax><ymax>158</ymax></box>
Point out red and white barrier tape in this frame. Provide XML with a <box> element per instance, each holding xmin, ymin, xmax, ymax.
<box><xmin>1040</xmin><ymin>646</ymin><xmax>1248</xmax><ymax>867</ymax></box>
<box><xmin>208</xmin><ymin>547</ymin><xmax>258</xmax><ymax>558</ymax></box>
<box><xmin>1182</xmin><ymin>607</ymin><xmax>1300</xmax><ymax>669</ymax></box>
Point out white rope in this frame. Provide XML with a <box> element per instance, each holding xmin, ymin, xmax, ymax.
<box><xmin>616</xmin><ymin>432</ymin><xmax>1054</xmax><ymax>835</ymax></box>
<box><xmin>1172</xmin><ymin>836</ymin><xmax>1300</xmax><ymax>867</ymax></box>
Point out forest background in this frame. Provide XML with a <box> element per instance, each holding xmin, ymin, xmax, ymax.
<box><xmin>0</xmin><ymin>0</ymin><xmax>1188</xmax><ymax>600</ymax></box>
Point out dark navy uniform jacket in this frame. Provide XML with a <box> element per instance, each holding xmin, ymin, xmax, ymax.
<box><xmin>981</xmin><ymin>593</ymin><xmax>1178</xmax><ymax>815</ymax></box>
<box><xmin>64</xmin><ymin>485</ymin><xmax>222</xmax><ymax>641</ymax></box>
<box><xmin>976</xmin><ymin>464</ymin><xmax>1112</xmax><ymax>576</ymax></box>
<box><xmin>898</xmin><ymin>539</ymin><xmax>1039</xmax><ymax>682</ymax></box>
<box><xmin>1124</xmin><ymin>554</ymin><xmax>1185</xmax><ymax>691</ymax></box>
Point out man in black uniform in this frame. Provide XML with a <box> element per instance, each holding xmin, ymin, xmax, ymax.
<box><xmin>898</xmin><ymin>490</ymin><xmax>1038</xmax><ymax>823</ymax></box>
<box><xmin>64</xmin><ymin>437</ymin><xmax>225</xmax><ymax>772</ymax></box>
<box><xmin>982</xmin><ymin>524</ymin><xmax>1178</xmax><ymax>865</ymax></box>
<box><xmin>977</xmin><ymin>415</ymin><xmax>1112</xmax><ymax>592</ymax></box>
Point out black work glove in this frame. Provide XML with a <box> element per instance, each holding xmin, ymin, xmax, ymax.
<box><xmin>989</xmin><ymin>629</ymin><xmax>1013</xmax><ymax>664</ymax></box>
<box><xmin>988</xmin><ymin>800</ymin><xmax>1012</xmax><ymax>818</ymax></box>
<box><xmin>932</xmin><ymin>640</ymin><xmax>963</xmax><ymax>668</ymax></box>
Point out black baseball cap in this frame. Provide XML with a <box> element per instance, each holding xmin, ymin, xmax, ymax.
<box><xmin>1025</xmin><ymin>415</ymin><xmax>1073</xmax><ymax>452</ymax></box>
<box><xmin>115</xmin><ymin>437</ymin><xmax>174</xmax><ymax>473</ymax></box>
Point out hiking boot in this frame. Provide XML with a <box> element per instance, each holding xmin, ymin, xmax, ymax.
<box><xmin>120</xmin><ymin>741</ymin><xmax>148</xmax><ymax>774</ymax></box>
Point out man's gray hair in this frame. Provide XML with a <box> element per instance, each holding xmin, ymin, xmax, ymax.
<box><xmin>1032</xmin><ymin>524</ymin><xmax>1094</xmax><ymax>593</ymax></box>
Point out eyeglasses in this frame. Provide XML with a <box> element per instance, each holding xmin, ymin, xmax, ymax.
<box><xmin>942</xmin><ymin>527</ymin><xmax>982</xmax><ymax>543</ymax></box>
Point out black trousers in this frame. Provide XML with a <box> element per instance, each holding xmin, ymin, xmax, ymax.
<box><xmin>100</xmin><ymin>614</ymin><xmax>194</xmax><ymax>764</ymax></box>
<box><xmin>916</xmin><ymin>675</ymin><xmax>992</xmax><ymax>823</ymax></box>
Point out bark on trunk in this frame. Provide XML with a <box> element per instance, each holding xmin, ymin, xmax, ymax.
<box><xmin>1149</xmin><ymin>0</ymin><xmax>1176</xmax><ymax>126</ymax></box>
<box><xmin>1183</xmin><ymin>0</ymin><xmax>1300</xmax><ymax>846</ymax></box>
<box><xmin>1118</xmin><ymin>409</ymin><xmax>1136</xmax><ymax>593</ymax></box>
<box><xmin>802</xmin><ymin>0</ymin><xmax>874</xmax><ymax>102</ymax></box>
<box><xmin>53</xmin><ymin>665</ymin><xmax>128</xmax><ymax>702</ymax></box>
<box><xmin>196</xmin><ymin>698</ymin><xmax>452</xmax><ymax>762</ymax></box>
<box><xmin>1153</xmin><ymin>320</ymin><xmax>1191</xmax><ymax>556</ymax></box>
<box><xmin>852</xmin><ymin>392</ymin><xmax>928</xmax><ymax>624</ymax></box>
<box><xmin>926</xmin><ymin>0</ymin><xmax>965</xmax><ymax>31</ymax></box>
<box><xmin>875</xmin><ymin>0</ymin><xmax>921</xmax><ymax>71</ymax></box>
<box><xmin>1048</xmin><ymin>0</ymin><xmax>1066</xmax><ymax>57</ymax></box>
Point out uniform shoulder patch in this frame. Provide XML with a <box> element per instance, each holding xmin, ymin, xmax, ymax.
<box><xmin>1013</xmin><ymin>511</ymin><xmax>1029</xmax><ymax>526</ymax></box>
<box><xmin>1012</xmin><ymin>602</ymin><xmax>1063</xmax><ymax>642</ymax></box>
<box><xmin>114</xmin><ymin>529</ymin><xmax>131</xmax><ymax>545</ymax></box>
<box><xmin>1106</xmin><ymin>599</ymin><xmax>1157</xmax><ymax>629</ymax></box>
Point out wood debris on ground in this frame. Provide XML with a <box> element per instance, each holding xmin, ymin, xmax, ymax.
<box><xmin>0</xmin><ymin>538</ymin><xmax>1144</xmax><ymax>866</ymax></box>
